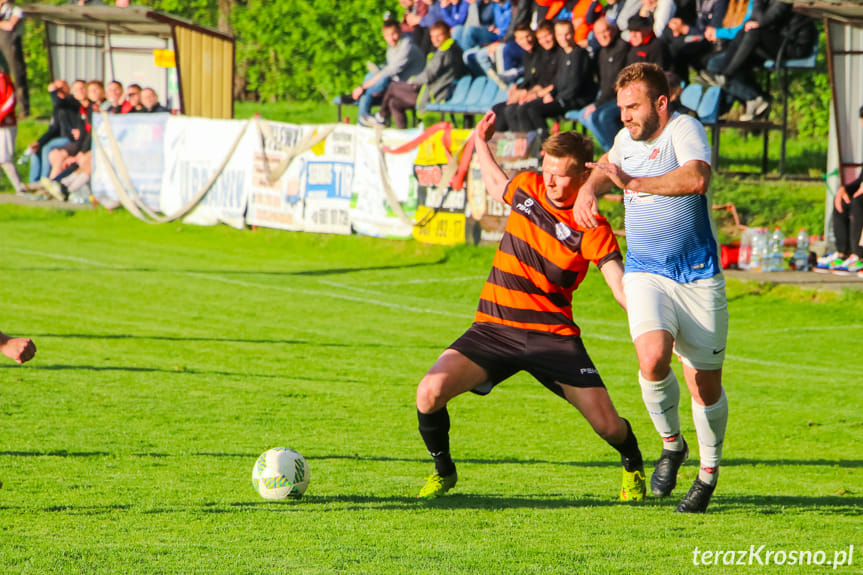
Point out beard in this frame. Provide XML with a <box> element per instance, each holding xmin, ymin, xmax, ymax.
<box><xmin>628</xmin><ymin>105</ymin><xmax>661</xmax><ymax>141</ymax></box>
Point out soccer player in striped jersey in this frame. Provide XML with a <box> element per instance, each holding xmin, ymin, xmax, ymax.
<box><xmin>415</xmin><ymin>110</ymin><xmax>646</xmax><ymax>501</ymax></box>
<box><xmin>573</xmin><ymin>62</ymin><xmax>729</xmax><ymax>513</ymax></box>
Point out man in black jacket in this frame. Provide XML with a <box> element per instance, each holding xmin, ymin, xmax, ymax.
<box><xmin>574</xmin><ymin>17</ymin><xmax>630</xmax><ymax>151</ymax></box>
<box><xmin>493</xmin><ymin>19</ymin><xmax>561</xmax><ymax>132</ymax></box>
<box><xmin>24</xmin><ymin>80</ymin><xmax>80</xmax><ymax>182</ymax></box>
<box><xmin>513</xmin><ymin>20</ymin><xmax>596</xmax><ymax>133</ymax></box>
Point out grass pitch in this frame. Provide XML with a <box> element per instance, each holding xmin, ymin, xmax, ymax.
<box><xmin>0</xmin><ymin>204</ymin><xmax>860</xmax><ymax>574</ymax></box>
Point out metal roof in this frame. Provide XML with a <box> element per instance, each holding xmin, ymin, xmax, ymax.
<box><xmin>792</xmin><ymin>0</ymin><xmax>863</xmax><ymax>26</ymax></box>
<box><xmin>21</xmin><ymin>4</ymin><xmax>233</xmax><ymax>41</ymax></box>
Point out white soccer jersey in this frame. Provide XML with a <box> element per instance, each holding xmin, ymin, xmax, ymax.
<box><xmin>608</xmin><ymin>113</ymin><xmax>720</xmax><ymax>283</ymax></box>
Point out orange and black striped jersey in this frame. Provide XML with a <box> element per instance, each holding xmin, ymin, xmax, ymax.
<box><xmin>474</xmin><ymin>171</ymin><xmax>622</xmax><ymax>336</ymax></box>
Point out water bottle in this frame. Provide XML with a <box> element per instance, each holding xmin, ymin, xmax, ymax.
<box><xmin>767</xmin><ymin>227</ymin><xmax>785</xmax><ymax>272</ymax></box>
<box><xmin>749</xmin><ymin>228</ymin><xmax>766</xmax><ymax>272</ymax></box>
<box><xmin>792</xmin><ymin>228</ymin><xmax>809</xmax><ymax>271</ymax></box>
<box><xmin>738</xmin><ymin>227</ymin><xmax>754</xmax><ymax>270</ymax></box>
<box><xmin>17</xmin><ymin>148</ymin><xmax>33</xmax><ymax>165</ymax></box>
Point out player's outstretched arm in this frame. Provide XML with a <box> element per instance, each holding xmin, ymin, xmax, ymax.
<box><xmin>0</xmin><ymin>331</ymin><xmax>36</xmax><ymax>364</ymax></box>
<box><xmin>626</xmin><ymin>160</ymin><xmax>711</xmax><ymax>197</ymax></box>
<box><xmin>474</xmin><ymin>110</ymin><xmax>508</xmax><ymax>203</ymax></box>
<box><xmin>598</xmin><ymin>258</ymin><xmax>626</xmax><ymax>311</ymax></box>
<box><xmin>573</xmin><ymin>152</ymin><xmax>616</xmax><ymax>229</ymax></box>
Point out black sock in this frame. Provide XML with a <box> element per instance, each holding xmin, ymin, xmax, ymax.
<box><xmin>608</xmin><ymin>418</ymin><xmax>643</xmax><ymax>472</ymax></box>
<box><xmin>417</xmin><ymin>407</ymin><xmax>456</xmax><ymax>476</ymax></box>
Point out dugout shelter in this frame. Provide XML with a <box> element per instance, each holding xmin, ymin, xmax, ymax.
<box><xmin>790</xmin><ymin>0</ymin><xmax>863</xmax><ymax>234</ymax></box>
<box><xmin>21</xmin><ymin>3</ymin><xmax>235</xmax><ymax>119</ymax></box>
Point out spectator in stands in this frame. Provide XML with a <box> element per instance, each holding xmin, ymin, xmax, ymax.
<box><xmin>617</xmin><ymin>0</ymin><xmax>675</xmax><ymax>42</ymax></box>
<box><xmin>573</xmin><ymin>16</ymin><xmax>628</xmax><ymax>150</ymax></box>
<box><xmin>0</xmin><ymin>70</ymin><xmax>22</xmax><ymax>194</ymax></box>
<box><xmin>417</xmin><ymin>0</ymin><xmax>445</xmax><ymax>54</ymax></box>
<box><xmin>663</xmin><ymin>0</ymin><xmax>728</xmax><ymax>78</ymax></box>
<box><xmin>817</xmin><ymin>105</ymin><xmax>863</xmax><ymax>276</ymax></box>
<box><xmin>0</xmin><ymin>0</ymin><xmax>28</xmax><ymax>117</ymax></box>
<box><xmin>625</xmin><ymin>14</ymin><xmax>671</xmax><ymax>69</ymax></box>
<box><xmin>125</xmin><ymin>83</ymin><xmax>144</xmax><ymax>113</ymax></box>
<box><xmin>571</xmin><ymin>0</ymin><xmax>604</xmax><ymax>49</ymax></box>
<box><xmin>141</xmin><ymin>88</ymin><xmax>169</xmax><ymax>113</ymax></box>
<box><xmin>513</xmin><ymin>20</ymin><xmax>596</xmax><ymax>133</ymax></box>
<box><xmin>700</xmin><ymin>0</ymin><xmax>816</xmax><ymax>121</ymax></box>
<box><xmin>46</xmin><ymin>80</ymin><xmax>103</xmax><ymax>181</ymax></box>
<box><xmin>103</xmin><ymin>80</ymin><xmax>130</xmax><ymax>113</ymax></box>
<box><xmin>442</xmin><ymin>0</ymin><xmax>470</xmax><ymax>44</ymax></box>
<box><xmin>463</xmin><ymin>18</ymin><xmax>531</xmax><ymax>89</ymax></box>
<box><xmin>492</xmin><ymin>19</ymin><xmax>561</xmax><ymax>132</ymax></box>
<box><xmin>349</xmin><ymin>19</ymin><xmax>425</xmax><ymax>128</ymax></box>
<box><xmin>587</xmin><ymin>0</ymin><xmax>630</xmax><ymax>30</ymax></box>
<box><xmin>379</xmin><ymin>20</ymin><xmax>469</xmax><ymax>129</ymax></box>
<box><xmin>451</xmin><ymin>0</ymin><xmax>506</xmax><ymax>52</ymax></box>
<box><xmin>24</xmin><ymin>80</ymin><xmax>77</xmax><ymax>183</ymax></box>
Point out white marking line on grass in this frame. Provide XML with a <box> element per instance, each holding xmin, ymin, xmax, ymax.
<box><xmin>360</xmin><ymin>276</ymin><xmax>485</xmax><ymax>286</ymax></box>
<box><xmin>9</xmin><ymin>248</ymin><xmax>470</xmax><ymax>319</ymax></box>
<box><xmin>8</xmin><ymin>247</ymin><xmax>116</xmax><ymax>268</ymax></box>
<box><xmin>181</xmin><ymin>272</ymin><xmax>469</xmax><ymax>319</ymax></box>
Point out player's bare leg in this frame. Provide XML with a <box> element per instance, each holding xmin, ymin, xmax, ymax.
<box><xmin>415</xmin><ymin>349</ymin><xmax>489</xmax><ymax>498</ymax></box>
<box><xmin>563</xmin><ymin>385</ymin><xmax>645</xmax><ymax>501</ymax></box>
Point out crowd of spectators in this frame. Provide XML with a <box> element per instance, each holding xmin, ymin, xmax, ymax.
<box><xmin>19</xmin><ymin>78</ymin><xmax>170</xmax><ymax>201</ymax></box>
<box><xmin>343</xmin><ymin>0</ymin><xmax>818</xmax><ymax>148</ymax></box>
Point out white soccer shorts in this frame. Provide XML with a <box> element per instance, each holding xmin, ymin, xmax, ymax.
<box><xmin>623</xmin><ymin>272</ymin><xmax>729</xmax><ymax>370</ymax></box>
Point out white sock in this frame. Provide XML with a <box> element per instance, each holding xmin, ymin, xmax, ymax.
<box><xmin>2</xmin><ymin>162</ymin><xmax>23</xmax><ymax>192</ymax></box>
<box><xmin>639</xmin><ymin>370</ymin><xmax>684</xmax><ymax>451</ymax></box>
<box><xmin>692</xmin><ymin>387</ymin><xmax>728</xmax><ymax>484</ymax></box>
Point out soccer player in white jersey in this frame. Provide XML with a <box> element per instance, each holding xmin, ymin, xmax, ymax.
<box><xmin>572</xmin><ymin>62</ymin><xmax>729</xmax><ymax>513</ymax></box>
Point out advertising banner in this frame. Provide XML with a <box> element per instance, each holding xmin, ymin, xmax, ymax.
<box><xmin>350</xmin><ymin>127</ymin><xmax>421</xmax><ymax>239</ymax></box>
<box><xmin>160</xmin><ymin>116</ymin><xmax>254</xmax><ymax>229</ymax></box>
<box><xmin>411</xmin><ymin>128</ymin><xmax>472</xmax><ymax>246</ymax></box>
<box><xmin>91</xmin><ymin>113</ymin><xmax>170</xmax><ymax>211</ymax></box>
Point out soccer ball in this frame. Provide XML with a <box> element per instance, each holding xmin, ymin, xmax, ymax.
<box><xmin>252</xmin><ymin>447</ymin><xmax>310</xmax><ymax>500</ymax></box>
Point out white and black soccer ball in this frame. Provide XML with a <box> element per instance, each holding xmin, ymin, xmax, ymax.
<box><xmin>252</xmin><ymin>447</ymin><xmax>310</xmax><ymax>500</ymax></box>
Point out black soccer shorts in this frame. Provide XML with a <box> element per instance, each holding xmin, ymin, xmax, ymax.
<box><xmin>448</xmin><ymin>322</ymin><xmax>606</xmax><ymax>398</ymax></box>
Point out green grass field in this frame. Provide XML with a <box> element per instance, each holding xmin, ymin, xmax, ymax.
<box><xmin>0</xmin><ymin>204</ymin><xmax>860</xmax><ymax>574</ymax></box>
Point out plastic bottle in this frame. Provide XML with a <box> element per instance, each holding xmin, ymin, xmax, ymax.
<box><xmin>750</xmin><ymin>228</ymin><xmax>766</xmax><ymax>272</ymax></box>
<box><xmin>17</xmin><ymin>148</ymin><xmax>33</xmax><ymax>165</ymax></box>
<box><xmin>738</xmin><ymin>227</ymin><xmax>754</xmax><ymax>270</ymax></box>
<box><xmin>792</xmin><ymin>228</ymin><xmax>809</xmax><ymax>271</ymax></box>
<box><xmin>767</xmin><ymin>227</ymin><xmax>785</xmax><ymax>272</ymax></box>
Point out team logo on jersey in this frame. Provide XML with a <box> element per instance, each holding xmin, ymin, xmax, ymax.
<box><xmin>555</xmin><ymin>222</ymin><xmax>572</xmax><ymax>241</ymax></box>
<box><xmin>649</xmin><ymin>148</ymin><xmax>660</xmax><ymax>160</ymax></box>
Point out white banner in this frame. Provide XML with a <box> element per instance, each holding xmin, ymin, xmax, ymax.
<box><xmin>160</xmin><ymin>116</ymin><xmax>254</xmax><ymax>229</ymax></box>
<box><xmin>349</xmin><ymin>126</ymin><xmax>420</xmax><ymax>239</ymax></box>
<box><xmin>91</xmin><ymin>113</ymin><xmax>170</xmax><ymax>210</ymax></box>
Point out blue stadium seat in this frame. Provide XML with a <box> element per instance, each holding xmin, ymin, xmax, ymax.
<box><xmin>697</xmin><ymin>85</ymin><xmax>722</xmax><ymax>125</ymax></box>
<box><xmin>439</xmin><ymin>76</ymin><xmax>486</xmax><ymax>112</ymax></box>
<box><xmin>564</xmin><ymin>109</ymin><xmax>580</xmax><ymax>121</ymax></box>
<box><xmin>763</xmin><ymin>42</ymin><xmax>818</xmax><ymax>71</ymax></box>
<box><xmin>465</xmin><ymin>78</ymin><xmax>502</xmax><ymax>114</ymax></box>
<box><xmin>680</xmin><ymin>83</ymin><xmax>703</xmax><ymax>113</ymax></box>
<box><xmin>426</xmin><ymin>75</ymin><xmax>472</xmax><ymax>113</ymax></box>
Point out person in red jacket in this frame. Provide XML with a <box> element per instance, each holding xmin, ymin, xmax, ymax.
<box><xmin>0</xmin><ymin>70</ymin><xmax>23</xmax><ymax>194</ymax></box>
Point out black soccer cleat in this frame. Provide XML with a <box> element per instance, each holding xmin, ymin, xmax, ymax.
<box><xmin>650</xmin><ymin>439</ymin><xmax>689</xmax><ymax>497</ymax></box>
<box><xmin>675</xmin><ymin>477</ymin><xmax>717</xmax><ymax>513</ymax></box>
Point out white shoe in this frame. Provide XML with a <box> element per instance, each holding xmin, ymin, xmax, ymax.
<box><xmin>832</xmin><ymin>254</ymin><xmax>860</xmax><ymax>276</ymax></box>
